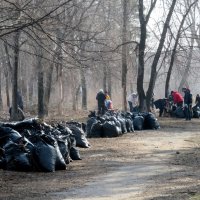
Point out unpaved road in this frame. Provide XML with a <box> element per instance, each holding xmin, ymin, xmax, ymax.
<box><xmin>0</xmin><ymin>118</ymin><xmax>200</xmax><ymax>200</ymax></box>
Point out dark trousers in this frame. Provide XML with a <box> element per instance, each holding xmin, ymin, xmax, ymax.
<box><xmin>128</xmin><ymin>101</ymin><xmax>133</xmax><ymax>112</ymax></box>
<box><xmin>98</xmin><ymin>103</ymin><xmax>105</xmax><ymax>115</ymax></box>
<box><xmin>184</xmin><ymin>104</ymin><xmax>192</xmax><ymax>120</ymax></box>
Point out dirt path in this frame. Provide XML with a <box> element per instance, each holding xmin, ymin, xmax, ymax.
<box><xmin>0</xmin><ymin>118</ymin><xmax>200</xmax><ymax>200</ymax></box>
<box><xmin>50</xmin><ymin>119</ymin><xmax>200</xmax><ymax>200</ymax></box>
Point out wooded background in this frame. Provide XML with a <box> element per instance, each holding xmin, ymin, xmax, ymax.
<box><xmin>0</xmin><ymin>0</ymin><xmax>200</xmax><ymax>120</ymax></box>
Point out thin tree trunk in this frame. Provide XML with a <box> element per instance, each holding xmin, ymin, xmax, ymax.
<box><xmin>10</xmin><ymin>31</ymin><xmax>20</xmax><ymax>121</ymax></box>
<box><xmin>178</xmin><ymin>37</ymin><xmax>194</xmax><ymax>92</ymax></box>
<box><xmin>58</xmin><ymin>66</ymin><xmax>64</xmax><ymax>115</ymax></box>
<box><xmin>44</xmin><ymin>63</ymin><xmax>54</xmax><ymax>115</ymax></box>
<box><xmin>165</xmin><ymin>0</ymin><xmax>196</xmax><ymax>98</ymax></box>
<box><xmin>81</xmin><ymin>68</ymin><xmax>87</xmax><ymax>110</ymax></box>
<box><xmin>0</xmin><ymin>68</ymin><xmax>3</xmax><ymax>110</ymax></box>
<box><xmin>103</xmin><ymin>64</ymin><xmax>107</xmax><ymax>92</ymax></box>
<box><xmin>137</xmin><ymin>0</ymin><xmax>147</xmax><ymax>111</ymax></box>
<box><xmin>37</xmin><ymin>45</ymin><xmax>44</xmax><ymax>120</ymax></box>
<box><xmin>3</xmin><ymin>41</ymin><xmax>12</xmax><ymax>108</ymax></box>
<box><xmin>146</xmin><ymin>0</ymin><xmax>177</xmax><ymax>110</ymax></box>
<box><xmin>107</xmin><ymin>66</ymin><xmax>112</xmax><ymax>98</ymax></box>
<box><xmin>122</xmin><ymin>0</ymin><xmax>128</xmax><ymax>111</ymax></box>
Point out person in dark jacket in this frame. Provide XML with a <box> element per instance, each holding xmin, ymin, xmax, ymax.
<box><xmin>195</xmin><ymin>94</ymin><xmax>200</xmax><ymax>107</ymax></box>
<box><xmin>154</xmin><ymin>98</ymin><xmax>167</xmax><ymax>117</ymax></box>
<box><xmin>183</xmin><ymin>88</ymin><xmax>192</xmax><ymax>120</ymax></box>
<box><xmin>96</xmin><ymin>89</ymin><xmax>106</xmax><ymax>115</ymax></box>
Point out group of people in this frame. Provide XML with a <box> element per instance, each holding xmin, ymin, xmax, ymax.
<box><xmin>96</xmin><ymin>89</ymin><xmax>139</xmax><ymax>115</ymax></box>
<box><xmin>96</xmin><ymin>87</ymin><xmax>200</xmax><ymax>121</ymax></box>
<box><xmin>96</xmin><ymin>89</ymin><xmax>113</xmax><ymax>115</ymax></box>
<box><xmin>170</xmin><ymin>89</ymin><xmax>192</xmax><ymax>120</ymax></box>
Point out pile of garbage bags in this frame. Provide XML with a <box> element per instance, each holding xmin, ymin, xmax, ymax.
<box><xmin>171</xmin><ymin>105</ymin><xmax>200</xmax><ymax>118</ymax></box>
<box><xmin>86</xmin><ymin>111</ymin><xmax>160</xmax><ymax>138</ymax></box>
<box><xmin>0</xmin><ymin>111</ymin><xmax>160</xmax><ymax>172</ymax></box>
<box><xmin>0</xmin><ymin>118</ymin><xmax>89</xmax><ymax>172</ymax></box>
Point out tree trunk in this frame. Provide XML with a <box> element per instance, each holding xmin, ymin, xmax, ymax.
<box><xmin>146</xmin><ymin>0</ymin><xmax>177</xmax><ymax>110</ymax></box>
<box><xmin>103</xmin><ymin>64</ymin><xmax>107</xmax><ymax>92</ymax></box>
<box><xmin>107</xmin><ymin>66</ymin><xmax>112</xmax><ymax>98</ymax></box>
<box><xmin>178</xmin><ymin>37</ymin><xmax>194</xmax><ymax>92</ymax></box>
<box><xmin>44</xmin><ymin>63</ymin><xmax>54</xmax><ymax>115</ymax></box>
<box><xmin>81</xmin><ymin>68</ymin><xmax>87</xmax><ymax>110</ymax></box>
<box><xmin>58</xmin><ymin>66</ymin><xmax>64</xmax><ymax>115</ymax></box>
<box><xmin>122</xmin><ymin>0</ymin><xmax>128</xmax><ymax>111</ymax></box>
<box><xmin>3</xmin><ymin>41</ymin><xmax>12</xmax><ymax>108</ymax></box>
<box><xmin>165</xmin><ymin>1</ymin><xmax>196</xmax><ymax>97</ymax></box>
<box><xmin>37</xmin><ymin>45</ymin><xmax>44</xmax><ymax>120</ymax></box>
<box><xmin>0</xmin><ymin>68</ymin><xmax>3</xmax><ymax>110</ymax></box>
<box><xmin>10</xmin><ymin>31</ymin><xmax>20</xmax><ymax>121</ymax></box>
<box><xmin>137</xmin><ymin>0</ymin><xmax>147</xmax><ymax>111</ymax></box>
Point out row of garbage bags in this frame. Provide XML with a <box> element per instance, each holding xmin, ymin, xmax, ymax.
<box><xmin>0</xmin><ymin>118</ymin><xmax>90</xmax><ymax>172</ymax></box>
<box><xmin>0</xmin><ymin>111</ymin><xmax>160</xmax><ymax>172</ymax></box>
<box><xmin>86</xmin><ymin>111</ymin><xmax>160</xmax><ymax>138</ymax></box>
<box><xmin>171</xmin><ymin>105</ymin><xmax>200</xmax><ymax>118</ymax></box>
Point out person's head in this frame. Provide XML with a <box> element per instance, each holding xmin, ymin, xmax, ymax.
<box><xmin>197</xmin><ymin>94</ymin><xmax>199</xmax><ymax>97</ymax></box>
<box><xmin>171</xmin><ymin>91</ymin><xmax>174</xmax><ymax>95</ymax></box>
<box><xmin>105</xmin><ymin>90</ymin><xmax>108</xmax><ymax>94</ymax></box>
<box><xmin>99</xmin><ymin>89</ymin><xmax>104</xmax><ymax>93</ymax></box>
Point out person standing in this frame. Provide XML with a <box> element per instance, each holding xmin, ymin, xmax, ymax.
<box><xmin>183</xmin><ymin>88</ymin><xmax>192</xmax><ymax>120</ymax></box>
<box><xmin>127</xmin><ymin>92</ymin><xmax>138</xmax><ymax>112</ymax></box>
<box><xmin>104</xmin><ymin>91</ymin><xmax>113</xmax><ymax>110</ymax></box>
<box><xmin>195</xmin><ymin>94</ymin><xmax>200</xmax><ymax>107</ymax></box>
<box><xmin>96</xmin><ymin>89</ymin><xmax>106</xmax><ymax>115</ymax></box>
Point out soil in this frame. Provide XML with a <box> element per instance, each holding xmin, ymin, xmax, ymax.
<box><xmin>0</xmin><ymin>115</ymin><xmax>200</xmax><ymax>200</ymax></box>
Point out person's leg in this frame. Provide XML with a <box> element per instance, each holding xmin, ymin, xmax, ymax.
<box><xmin>189</xmin><ymin>104</ymin><xmax>192</xmax><ymax>120</ymax></box>
<box><xmin>128</xmin><ymin>101</ymin><xmax>133</xmax><ymax>112</ymax></box>
<box><xmin>184</xmin><ymin>104</ymin><xmax>189</xmax><ymax>120</ymax></box>
<box><xmin>159</xmin><ymin>107</ymin><xmax>163</xmax><ymax>117</ymax></box>
<box><xmin>98</xmin><ymin>103</ymin><xmax>101</xmax><ymax>115</ymax></box>
<box><xmin>102</xmin><ymin>104</ymin><xmax>105</xmax><ymax>115</ymax></box>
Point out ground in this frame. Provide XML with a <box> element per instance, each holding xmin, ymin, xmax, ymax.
<box><xmin>0</xmin><ymin>112</ymin><xmax>200</xmax><ymax>200</ymax></box>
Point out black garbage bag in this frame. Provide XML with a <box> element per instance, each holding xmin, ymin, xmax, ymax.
<box><xmin>86</xmin><ymin>117</ymin><xmax>98</xmax><ymax>137</ymax></box>
<box><xmin>175</xmin><ymin>106</ymin><xmax>185</xmax><ymax>118</ymax></box>
<box><xmin>54</xmin><ymin>140</ymin><xmax>67</xmax><ymax>170</ymax></box>
<box><xmin>68</xmin><ymin>125</ymin><xmax>90</xmax><ymax>148</ymax></box>
<box><xmin>40</xmin><ymin>134</ymin><xmax>66</xmax><ymax>170</ymax></box>
<box><xmin>0</xmin><ymin>147</ymin><xmax>5</xmax><ymax>169</ymax></box>
<box><xmin>117</xmin><ymin>116</ymin><xmax>127</xmax><ymax>134</ymax></box>
<box><xmin>192</xmin><ymin>106</ymin><xmax>200</xmax><ymax>118</ymax></box>
<box><xmin>0</xmin><ymin>127</ymin><xmax>22</xmax><ymax>146</ymax></box>
<box><xmin>2</xmin><ymin>118</ymin><xmax>39</xmax><ymax>131</ymax></box>
<box><xmin>144</xmin><ymin>113</ymin><xmax>160</xmax><ymax>130</ymax></box>
<box><xmin>133</xmin><ymin>116</ymin><xmax>144</xmax><ymax>130</ymax></box>
<box><xmin>57</xmin><ymin>124</ymin><xmax>72</xmax><ymax>136</ymax></box>
<box><xmin>89</xmin><ymin>121</ymin><xmax>103</xmax><ymax>138</ymax></box>
<box><xmin>0</xmin><ymin>158</ymin><xmax>6</xmax><ymax>169</ymax></box>
<box><xmin>57</xmin><ymin>137</ymin><xmax>70</xmax><ymax>164</ymax></box>
<box><xmin>69</xmin><ymin>135</ymin><xmax>81</xmax><ymax>160</ymax></box>
<box><xmin>102</xmin><ymin>121</ymin><xmax>121</xmax><ymax>137</ymax></box>
<box><xmin>34</xmin><ymin>140</ymin><xmax>57</xmax><ymax>172</ymax></box>
<box><xmin>70</xmin><ymin>146</ymin><xmax>81</xmax><ymax>160</ymax></box>
<box><xmin>4</xmin><ymin>140</ymin><xmax>32</xmax><ymax>171</ymax></box>
<box><xmin>125</xmin><ymin>118</ymin><xmax>134</xmax><ymax>132</ymax></box>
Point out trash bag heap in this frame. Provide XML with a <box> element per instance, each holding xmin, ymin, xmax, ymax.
<box><xmin>86</xmin><ymin>110</ymin><xmax>160</xmax><ymax>138</ymax></box>
<box><xmin>0</xmin><ymin>118</ymin><xmax>90</xmax><ymax>172</ymax></box>
<box><xmin>0</xmin><ymin>111</ymin><xmax>159</xmax><ymax>172</ymax></box>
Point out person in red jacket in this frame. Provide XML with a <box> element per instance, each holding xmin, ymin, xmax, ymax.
<box><xmin>171</xmin><ymin>91</ymin><xmax>183</xmax><ymax>107</ymax></box>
